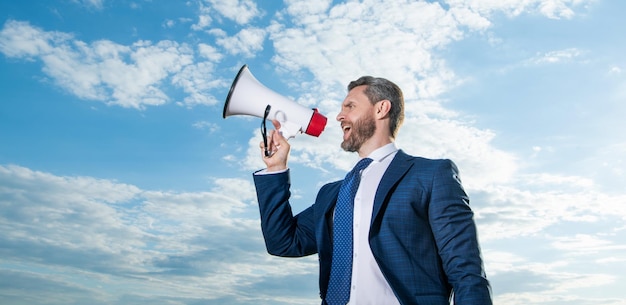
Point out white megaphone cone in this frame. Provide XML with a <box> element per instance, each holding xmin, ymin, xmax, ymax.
<box><xmin>223</xmin><ymin>65</ymin><xmax>327</xmax><ymax>139</ymax></box>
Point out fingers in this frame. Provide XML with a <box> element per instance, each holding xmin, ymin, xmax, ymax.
<box><xmin>268</xmin><ymin>130</ymin><xmax>283</xmax><ymax>154</ymax></box>
<box><xmin>258</xmin><ymin>122</ymin><xmax>290</xmax><ymax>171</ymax></box>
<box><xmin>271</xmin><ymin>119</ymin><xmax>281</xmax><ymax>130</ymax></box>
<box><xmin>258</xmin><ymin>129</ymin><xmax>281</xmax><ymax>157</ymax></box>
<box><xmin>270</xmin><ymin>128</ymin><xmax>287</xmax><ymax>146</ymax></box>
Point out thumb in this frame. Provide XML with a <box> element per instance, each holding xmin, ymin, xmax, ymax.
<box><xmin>271</xmin><ymin>119</ymin><xmax>281</xmax><ymax>131</ymax></box>
<box><xmin>270</xmin><ymin>120</ymin><xmax>287</xmax><ymax>145</ymax></box>
<box><xmin>271</xmin><ymin>127</ymin><xmax>288</xmax><ymax>147</ymax></box>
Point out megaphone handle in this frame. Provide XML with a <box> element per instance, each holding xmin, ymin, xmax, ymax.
<box><xmin>261</xmin><ymin>104</ymin><xmax>273</xmax><ymax>156</ymax></box>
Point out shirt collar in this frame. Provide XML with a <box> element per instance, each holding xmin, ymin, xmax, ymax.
<box><xmin>365</xmin><ymin>142</ymin><xmax>398</xmax><ymax>163</ymax></box>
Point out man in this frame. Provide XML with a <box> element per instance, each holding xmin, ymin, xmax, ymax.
<box><xmin>253</xmin><ymin>76</ymin><xmax>492</xmax><ymax>304</ymax></box>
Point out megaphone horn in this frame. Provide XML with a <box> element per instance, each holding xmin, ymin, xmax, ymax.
<box><xmin>223</xmin><ymin>65</ymin><xmax>327</xmax><ymax>139</ymax></box>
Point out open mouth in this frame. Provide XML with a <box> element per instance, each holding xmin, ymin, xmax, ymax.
<box><xmin>341</xmin><ymin>124</ymin><xmax>351</xmax><ymax>138</ymax></box>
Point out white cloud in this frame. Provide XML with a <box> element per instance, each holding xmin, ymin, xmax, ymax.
<box><xmin>485</xmin><ymin>246</ymin><xmax>624</xmax><ymax>304</ymax></box>
<box><xmin>537</xmin><ymin>0</ymin><xmax>578</xmax><ymax>19</ymax></box>
<box><xmin>245</xmin><ymin>0</ymin><xmax>597</xmax><ymax>193</ymax></box>
<box><xmin>255</xmin><ymin>0</ymin><xmax>505</xmax><ymax>180</ymax></box>
<box><xmin>609</xmin><ymin>66</ymin><xmax>622</xmax><ymax>75</ymax></box>
<box><xmin>172</xmin><ymin>61</ymin><xmax>225</xmax><ymax>107</ymax></box>
<box><xmin>572</xmin><ymin>142</ymin><xmax>626</xmax><ymax>194</ymax></box>
<box><xmin>1</xmin><ymin>1</ymin><xmax>620</xmax><ymax>303</ymax></box>
<box><xmin>230</xmin><ymin>2</ymin><xmax>621</xmax><ymax>251</ymax></box>
<box><xmin>283</xmin><ymin>0</ymin><xmax>332</xmax><ymax>16</ymax></box>
<box><xmin>163</xmin><ymin>19</ymin><xmax>176</xmax><ymax>28</ymax></box>
<box><xmin>0</xmin><ymin>164</ymin><xmax>319</xmax><ymax>304</ymax></box>
<box><xmin>0</xmin><ymin>164</ymin><xmax>146</xmax><ymax>271</ymax></box>
<box><xmin>211</xmin><ymin>177</ymin><xmax>257</xmax><ymax>203</ymax></box>
<box><xmin>216</xmin><ymin>27</ymin><xmax>267</xmax><ymax>57</ymax></box>
<box><xmin>446</xmin><ymin>0</ymin><xmax>591</xmax><ymax>20</ymax></box>
<box><xmin>270</xmin><ymin>0</ymin><xmax>467</xmax><ymax>99</ymax></box>
<box><xmin>522</xmin><ymin>173</ymin><xmax>594</xmax><ymax>189</ymax></box>
<box><xmin>476</xmin><ymin>180</ymin><xmax>626</xmax><ymax>243</ymax></box>
<box><xmin>482</xmin><ymin>250</ymin><xmax>527</xmax><ymax>275</ymax></box>
<box><xmin>192</xmin><ymin>14</ymin><xmax>213</xmax><ymax>31</ymax></box>
<box><xmin>72</xmin><ymin>0</ymin><xmax>104</xmax><ymax>10</ymax></box>
<box><xmin>526</xmin><ymin>48</ymin><xmax>584</xmax><ymax>65</ymax></box>
<box><xmin>397</xmin><ymin>111</ymin><xmax>518</xmax><ymax>189</ymax></box>
<box><xmin>192</xmin><ymin>0</ymin><xmax>261</xmax><ymax>30</ymax></box>
<box><xmin>449</xmin><ymin>6</ymin><xmax>492</xmax><ymax>30</ymax></box>
<box><xmin>191</xmin><ymin>1</ymin><xmax>213</xmax><ymax>31</ymax></box>
<box><xmin>197</xmin><ymin>43</ymin><xmax>223</xmax><ymax>61</ymax></box>
<box><xmin>0</xmin><ymin>20</ymin><xmax>71</xmax><ymax>57</ymax></box>
<box><xmin>206</xmin><ymin>0</ymin><xmax>261</xmax><ymax>25</ymax></box>
<box><xmin>192</xmin><ymin>120</ymin><xmax>220</xmax><ymax>133</ymax></box>
<box><xmin>551</xmin><ymin>234</ymin><xmax>626</xmax><ymax>253</ymax></box>
<box><xmin>0</xmin><ymin>20</ymin><xmax>227</xmax><ymax>109</ymax></box>
<box><xmin>269</xmin><ymin>0</ymin><xmax>592</xmax><ymax>100</ymax></box>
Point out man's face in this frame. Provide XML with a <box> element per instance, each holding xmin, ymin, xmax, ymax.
<box><xmin>337</xmin><ymin>85</ymin><xmax>376</xmax><ymax>152</ymax></box>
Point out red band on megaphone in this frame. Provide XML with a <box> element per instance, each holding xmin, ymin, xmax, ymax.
<box><xmin>305</xmin><ymin>108</ymin><xmax>327</xmax><ymax>137</ymax></box>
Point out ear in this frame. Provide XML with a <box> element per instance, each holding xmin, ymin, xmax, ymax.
<box><xmin>375</xmin><ymin>99</ymin><xmax>391</xmax><ymax>119</ymax></box>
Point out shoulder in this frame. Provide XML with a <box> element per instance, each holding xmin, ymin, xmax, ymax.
<box><xmin>319</xmin><ymin>179</ymin><xmax>342</xmax><ymax>194</ymax></box>
<box><xmin>395</xmin><ymin>150</ymin><xmax>457</xmax><ymax>169</ymax></box>
<box><xmin>394</xmin><ymin>151</ymin><xmax>462</xmax><ymax>186</ymax></box>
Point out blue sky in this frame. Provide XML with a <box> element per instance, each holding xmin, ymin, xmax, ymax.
<box><xmin>1</xmin><ymin>0</ymin><xmax>625</xmax><ymax>304</ymax></box>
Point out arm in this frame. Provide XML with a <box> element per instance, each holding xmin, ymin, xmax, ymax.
<box><xmin>253</xmin><ymin>120</ymin><xmax>317</xmax><ymax>257</ymax></box>
<box><xmin>429</xmin><ymin>160</ymin><xmax>492</xmax><ymax>305</ymax></box>
<box><xmin>253</xmin><ymin>170</ymin><xmax>317</xmax><ymax>257</ymax></box>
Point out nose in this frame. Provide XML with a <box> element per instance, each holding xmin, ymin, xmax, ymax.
<box><xmin>336</xmin><ymin>110</ymin><xmax>344</xmax><ymax>122</ymax></box>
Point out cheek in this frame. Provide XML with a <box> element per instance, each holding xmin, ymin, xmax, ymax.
<box><xmin>346</xmin><ymin>112</ymin><xmax>360</xmax><ymax>122</ymax></box>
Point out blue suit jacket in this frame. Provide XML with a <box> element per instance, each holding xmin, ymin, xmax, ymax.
<box><xmin>253</xmin><ymin>150</ymin><xmax>492</xmax><ymax>305</ymax></box>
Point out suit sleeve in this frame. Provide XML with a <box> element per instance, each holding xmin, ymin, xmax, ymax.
<box><xmin>253</xmin><ymin>169</ymin><xmax>317</xmax><ymax>257</ymax></box>
<box><xmin>429</xmin><ymin>160</ymin><xmax>493</xmax><ymax>305</ymax></box>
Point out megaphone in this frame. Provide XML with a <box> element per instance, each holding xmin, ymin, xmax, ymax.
<box><xmin>223</xmin><ymin>65</ymin><xmax>327</xmax><ymax>139</ymax></box>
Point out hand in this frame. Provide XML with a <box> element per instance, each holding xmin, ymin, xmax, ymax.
<box><xmin>260</xmin><ymin>120</ymin><xmax>290</xmax><ymax>172</ymax></box>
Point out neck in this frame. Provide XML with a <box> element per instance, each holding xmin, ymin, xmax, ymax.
<box><xmin>357</xmin><ymin>137</ymin><xmax>393</xmax><ymax>158</ymax></box>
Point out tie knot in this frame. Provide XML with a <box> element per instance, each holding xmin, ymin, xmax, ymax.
<box><xmin>352</xmin><ymin>157</ymin><xmax>373</xmax><ymax>173</ymax></box>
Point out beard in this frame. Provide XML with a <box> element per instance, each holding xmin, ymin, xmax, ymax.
<box><xmin>341</xmin><ymin>114</ymin><xmax>376</xmax><ymax>152</ymax></box>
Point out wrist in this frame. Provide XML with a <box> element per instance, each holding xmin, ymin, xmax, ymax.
<box><xmin>266</xmin><ymin>164</ymin><xmax>287</xmax><ymax>172</ymax></box>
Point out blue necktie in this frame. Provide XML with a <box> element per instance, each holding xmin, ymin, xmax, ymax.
<box><xmin>326</xmin><ymin>157</ymin><xmax>373</xmax><ymax>305</ymax></box>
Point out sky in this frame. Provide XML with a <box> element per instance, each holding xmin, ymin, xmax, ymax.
<box><xmin>0</xmin><ymin>0</ymin><xmax>625</xmax><ymax>304</ymax></box>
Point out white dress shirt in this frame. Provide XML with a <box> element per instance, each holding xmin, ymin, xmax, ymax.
<box><xmin>255</xmin><ymin>143</ymin><xmax>401</xmax><ymax>303</ymax></box>
<box><xmin>348</xmin><ymin>143</ymin><xmax>400</xmax><ymax>305</ymax></box>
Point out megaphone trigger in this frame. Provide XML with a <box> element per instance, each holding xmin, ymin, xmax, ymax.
<box><xmin>276</xmin><ymin>121</ymin><xmax>302</xmax><ymax>139</ymax></box>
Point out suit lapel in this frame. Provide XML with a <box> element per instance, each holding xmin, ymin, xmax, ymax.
<box><xmin>370</xmin><ymin>150</ymin><xmax>413</xmax><ymax>227</ymax></box>
<box><xmin>320</xmin><ymin>151</ymin><xmax>414</xmax><ymax>230</ymax></box>
<box><xmin>321</xmin><ymin>182</ymin><xmax>341</xmax><ymax>216</ymax></box>
<box><xmin>319</xmin><ymin>181</ymin><xmax>342</xmax><ymax>245</ymax></box>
